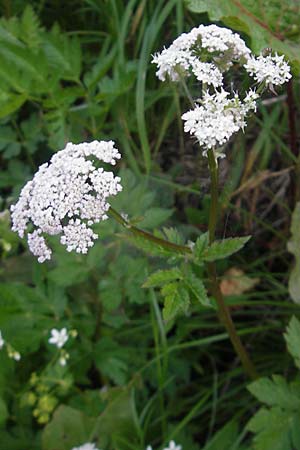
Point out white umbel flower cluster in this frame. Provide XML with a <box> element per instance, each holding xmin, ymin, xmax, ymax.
<box><xmin>71</xmin><ymin>444</ymin><xmax>101</xmax><ymax>450</ymax></box>
<box><xmin>244</xmin><ymin>53</ymin><xmax>292</xmax><ymax>86</ymax></box>
<box><xmin>153</xmin><ymin>24</ymin><xmax>291</xmax><ymax>158</ymax></box>
<box><xmin>11</xmin><ymin>140</ymin><xmax>122</xmax><ymax>262</ymax></box>
<box><xmin>152</xmin><ymin>24</ymin><xmax>251</xmax><ymax>85</ymax></box>
<box><xmin>182</xmin><ymin>89</ymin><xmax>258</xmax><ymax>154</ymax></box>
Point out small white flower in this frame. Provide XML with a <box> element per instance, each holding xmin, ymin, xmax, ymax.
<box><xmin>71</xmin><ymin>443</ymin><xmax>101</xmax><ymax>450</ymax></box>
<box><xmin>49</xmin><ymin>328</ymin><xmax>69</xmax><ymax>349</ymax></box>
<box><xmin>11</xmin><ymin>140</ymin><xmax>122</xmax><ymax>262</ymax></box>
<box><xmin>163</xmin><ymin>441</ymin><xmax>182</xmax><ymax>450</ymax></box>
<box><xmin>244</xmin><ymin>53</ymin><xmax>291</xmax><ymax>86</ymax></box>
<box><xmin>0</xmin><ymin>331</ymin><xmax>4</xmax><ymax>349</ymax></box>
<box><xmin>146</xmin><ymin>447</ymin><xmax>153</xmax><ymax>450</ymax></box>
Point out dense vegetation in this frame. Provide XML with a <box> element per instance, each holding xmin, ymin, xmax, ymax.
<box><xmin>0</xmin><ymin>1</ymin><xmax>300</xmax><ymax>449</ymax></box>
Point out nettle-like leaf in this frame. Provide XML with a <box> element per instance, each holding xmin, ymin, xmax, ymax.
<box><xmin>284</xmin><ymin>316</ymin><xmax>300</xmax><ymax>369</ymax></box>
<box><xmin>144</xmin><ymin>265</ymin><xmax>211</xmax><ymax>320</ymax></box>
<box><xmin>185</xmin><ymin>0</ymin><xmax>300</xmax><ymax>73</ymax></box>
<box><xmin>162</xmin><ymin>283</ymin><xmax>190</xmax><ymax>321</ymax></box>
<box><xmin>183</xmin><ymin>268</ymin><xmax>212</xmax><ymax>308</ymax></box>
<box><xmin>195</xmin><ymin>236</ymin><xmax>251</xmax><ymax>263</ymax></box>
<box><xmin>287</xmin><ymin>202</ymin><xmax>300</xmax><ymax>304</ymax></box>
<box><xmin>143</xmin><ymin>268</ymin><xmax>183</xmax><ymax>288</ymax></box>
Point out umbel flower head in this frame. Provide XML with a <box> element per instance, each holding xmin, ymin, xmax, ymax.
<box><xmin>153</xmin><ymin>24</ymin><xmax>291</xmax><ymax>159</ymax></box>
<box><xmin>11</xmin><ymin>140</ymin><xmax>122</xmax><ymax>262</ymax></box>
<box><xmin>182</xmin><ymin>89</ymin><xmax>258</xmax><ymax>157</ymax></box>
<box><xmin>152</xmin><ymin>24</ymin><xmax>251</xmax><ymax>85</ymax></box>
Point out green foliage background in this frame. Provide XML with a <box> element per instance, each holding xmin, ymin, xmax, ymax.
<box><xmin>0</xmin><ymin>1</ymin><xmax>300</xmax><ymax>449</ymax></box>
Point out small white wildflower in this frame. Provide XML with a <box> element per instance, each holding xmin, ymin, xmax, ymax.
<box><xmin>181</xmin><ymin>89</ymin><xmax>257</xmax><ymax>156</ymax></box>
<box><xmin>0</xmin><ymin>331</ymin><xmax>4</xmax><ymax>349</ymax></box>
<box><xmin>10</xmin><ymin>140</ymin><xmax>122</xmax><ymax>262</ymax></box>
<box><xmin>244</xmin><ymin>53</ymin><xmax>291</xmax><ymax>87</ymax></box>
<box><xmin>152</xmin><ymin>24</ymin><xmax>251</xmax><ymax>82</ymax></box>
<box><xmin>163</xmin><ymin>441</ymin><xmax>182</xmax><ymax>450</ymax></box>
<box><xmin>49</xmin><ymin>328</ymin><xmax>69</xmax><ymax>349</ymax></box>
<box><xmin>71</xmin><ymin>443</ymin><xmax>101</xmax><ymax>450</ymax></box>
<box><xmin>146</xmin><ymin>446</ymin><xmax>153</xmax><ymax>450</ymax></box>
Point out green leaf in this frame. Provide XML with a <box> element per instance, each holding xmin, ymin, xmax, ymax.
<box><xmin>0</xmin><ymin>92</ymin><xmax>27</xmax><ymax>119</ymax></box>
<box><xmin>248</xmin><ymin>375</ymin><xmax>300</xmax><ymax>410</ymax></box>
<box><xmin>201</xmin><ymin>236</ymin><xmax>251</xmax><ymax>262</ymax></box>
<box><xmin>163</xmin><ymin>285</ymin><xmax>190</xmax><ymax>321</ymax></box>
<box><xmin>194</xmin><ymin>232</ymin><xmax>209</xmax><ymax>260</ymax></box>
<box><xmin>184</xmin><ymin>269</ymin><xmax>212</xmax><ymax>308</ymax></box>
<box><xmin>91</xmin><ymin>386</ymin><xmax>137</xmax><ymax>447</ymax></box>
<box><xmin>42</xmin><ymin>405</ymin><xmax>94</xmax><ymax>450</ymax></box>
<box><xmin>284</xmin><ymin>316</ymin><xmax>300</xmax><ymax>369</ymax></box>
<box><xmin>287</xmin><ymin>202</ymin><xmax>300</xmax><ymax>304</ymax></box>
<box><xmin>142</xmin><ymin>267</ymin><xmax>183</xmax><ymax>288</ymax></box>
<box><xmin>204</xmin><ymin>420</ymin><xmax>239</xmax><ymax>450</ymax></box>
<box><xmin>21</xmin><ymin>5</ymin><xmax>43</xmax><ymax>49</ymax></box>
<box><xmin>247</xmin><ymin>407</ymin><xmax>294</xmax><ymax>450</ymax></box>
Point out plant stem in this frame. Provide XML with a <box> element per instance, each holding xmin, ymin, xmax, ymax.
<box><xmin>207</xmin><ymin>148</ymin><xmax>258</xmax><ymax>380</ymax></box>
<box><xmin>108</xmin><ymin>206</ymin><xmax>192</xmax><ymax>255</ymax></box>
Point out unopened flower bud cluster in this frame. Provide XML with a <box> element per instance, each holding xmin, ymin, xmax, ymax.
<box><xmin>11</xmin><ymin>140</ymin><xmax>122</xmax><ymax>262</ymax></box>
<box><xmin>152</xmin><ymin>24</ymin><xmax>291</xmax><ymax>158</ymax></box>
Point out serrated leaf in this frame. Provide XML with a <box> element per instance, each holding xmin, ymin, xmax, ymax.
<box><xmin>163</xmin><ymin>285</ymin><xmax>190</xmax><ymax>321</ymax></box>
<box><xmin>284</xmin><ymin>316</ymin><xmax>300</xmax><ymax>369</ymax></box>
<box><xmin>287</xmin><ymin>202</ymin><xmax>300</xmax><ymax>303</ymax></box>
<box><xmin>247</xmin><ymin>407</ymin><xmax>294</xmax><ymax>450</ymax></box>
<box><xmin>142</xmin><ymin>268</ymin><xmax>182</xmax><ymax>288</ymax></box>
<box><xmin>21</xmin><ymin>5</ymin><xmax>43</xmax><ymax>49</ymax></box>
<box><xmin>248</xmin><ymin>375</ymin><xmax>300</xmax><ymax>410</ymax></box>
<box><xmin>184</xmin><ymin>269</ymin><xmax>212</xmax><ymax>307</ymax></box>
<box><xmin>201</xmin><ymin>236</ymin><xmax>251</xmax><ymax>262</ymax></box>
<box><xmin>194</xmin><ymin>232</ymin><xmax>209</xmax><ymax>259</ymax></box>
